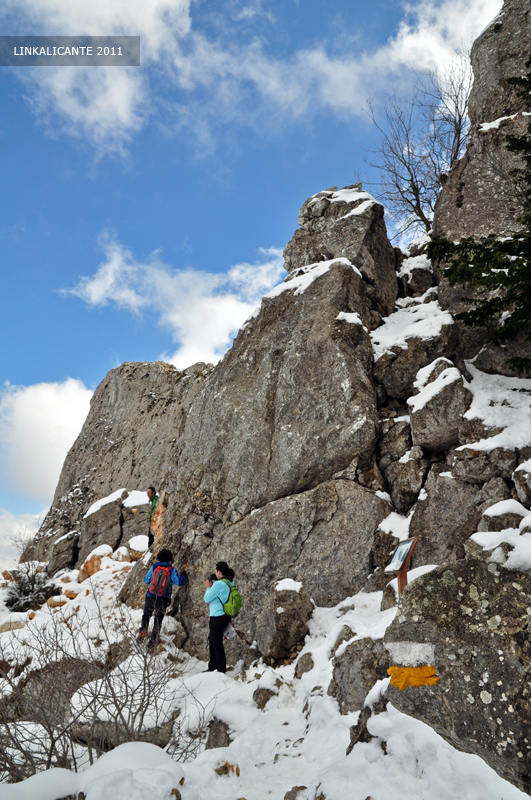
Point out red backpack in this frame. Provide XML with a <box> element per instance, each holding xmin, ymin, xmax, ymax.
<box><xmin>150</xmin><ymin>565</ymin><xmax>171</xmax><ymax>596</ymax></box>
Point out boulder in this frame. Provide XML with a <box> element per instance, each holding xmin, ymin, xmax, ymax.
<box><xmin>408</xmin><ymin>363</ymin><xmax>472</xmax><ymax>452</ymax></box>
<box><xmin>46</xmin><ymin>596</ymin><xmax>67</xmax><ymax>609</ymax></box>
<box><xmin>410</xmin><ymin>471</ymin><xmax>519</xmax><ymax>567</ymax></box>
<box><xmin>0</xmin><ymin>620</ymin><xmax>25</xmax><ymax>634</ymax></box>
<box><xmin>205</xmin><ymin>718</ymin><xmax>233</xmax><ymax>749</ymax></box>
<box><xmin>71</xmin><ymin>713</ymin><xmax>179</xmax><ymax>750</ymax></box>
<box><xmin>284</xmin><ymin>787</ymin><xmax>308</xmax><ymax>800</ymax></box>
<box><xmin>294</xmin><ymin>652</ymin><xmax>315</xmax><ymax>679</ymax></box>
<box><xmin>113</xmin><ymin>547</ymin><xmax>132</xmax><ymax>563</ymax></box>
<box><xmin>458</xmin><ymin>417</ymin><xmax>504</xmax><ymax>446</ymax></box>
<box><xmin>253</xmin><ymin>687</ymin><xmax>278</xmax><ymax>709</ymax></box>
<box><xmin>77</xmin><ymin>497</ymin><xmax>124</xmax><ymax>565</ymax></box>
<box><xmin>283</xmin><ymin>186</ymin><xmax>398</xmax><ymax>316</ymax></box>
<box><xmin>259</xmin><ymin>583</ymin><xmax>314</xmax><ymax>662</ymax></box>
<box><xmin>77</xmin><ymin>546</ymin><xmax>113</xmax><ymax>583</ymax></box>
<box><xmin>383</xmin><ymin>451</ymin><xmax>430</xmax><ymax>515</ymax></box>
<box><xmin>328</xmin><ymin>637</ymin><xmax>388</xmax><ymax>714</ymax></box>
<box><xmin>514</xmin><ymin>458</ymin><xmax>531</xmax><ymax>505</ymax></box>
<box><xmin>477</xmin><ymin>499</ymin><xmax>529</xmax><ymax>532</ymax></box>
<box><xmin>46</xmin><ymin>531</ymin><xmax>80</xmax><ymax>576</ymax></box>
<box><xmin>397</xmin><ymin>254</ymin><xmax>436</xmax><ymax>298</ymax></box>
<box><xmin>384</xmin><ymin>555</ymin><xmax>531</xmax><ymax>794</ymax></box>
<box><xmin>409</xmin><ymin>467</ymin><xmax>484</xmax><ymax>564</ymax></box>
<box><xmin>447</xmin><ymin>447</ymin><xmax>518</xmax><ymax>485</ymax></box>
<box><xmin>378</xmin><ymin>418</ymin><xmax>412</xmax><ymax>470</ymax></box>
<box><xmin>373</xmin><ymin>320</ymin><xmax>456</xmax><ymax>401</ymax></box>
<box><xmin>473</xmin><ymin>336</ymin><xmax>531</xmax><ymax>378</ymax></box>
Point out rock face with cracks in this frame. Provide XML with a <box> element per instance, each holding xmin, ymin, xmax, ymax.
<box><xmin>431</xmin><ymin>0</ymin><xmax>531</xmax><ymax>373</ymax></box>
<box><xmin>23</xmin><ymin>129</ymin><xmax>531</xmax><ymax>789</ymax></box>
<box><xmin>29</xmin><ymin>189</ymin><xmax>400</xmax><ymax>665</ymax></box>
<box><xmin>433</xmin><ymin>0</ymin><xmax>531</xmax><ymax>241</ymax></box>
<box><xmin>283</xmin><ymin>185</ymin><xmax>398</xmax><ymax>317</ymax></box>
<box><xmin>384</xmin><ymin>555</ymin><xmax>531</xmax><ymax>794</ymax></box>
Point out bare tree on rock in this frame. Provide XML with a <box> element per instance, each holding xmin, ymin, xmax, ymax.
<box><xmin>366</xmin><ymin>50</ymin><xmax>473</xmax><ymax>239</ymax></box>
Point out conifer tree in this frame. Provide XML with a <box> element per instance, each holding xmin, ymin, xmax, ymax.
<box><xmin>428</xmin><ymin>57</ymin><xmax>531</xmax><ymax>375</ymax></box>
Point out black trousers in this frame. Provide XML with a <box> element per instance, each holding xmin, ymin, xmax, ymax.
<box><xmin>141</xmin><ymin>595</ymin><xmax>170</xmax><ymax>641</ymax></box>
<box><xmin>208</xmin><ymin>614</ymin><xmax>230</xmax><ymax>673</ymax></box>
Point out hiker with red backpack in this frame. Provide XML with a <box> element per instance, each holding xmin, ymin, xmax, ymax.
<box><xmin>137</xmin><ymin>548</ymin><xmax>186</xmax><ymax>652</ymax></box>
<box><xmin>203</xmin><ymin>561</ymin><xmax>241</xmax><ymax>674</ymax></box>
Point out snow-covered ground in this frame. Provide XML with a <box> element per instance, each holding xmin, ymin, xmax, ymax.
<box><xmin>0</xmin><ymin>549</ymin><xmax>528</xmax><ymax>800</ymax></box>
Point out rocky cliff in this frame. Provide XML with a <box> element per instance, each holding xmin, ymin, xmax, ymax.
<box><xmin>29</xmin><ymin>181</ymin><xmax>530</xmax><ymax>662</ymax></box>
<box><xmin>431</xmin><ymin>0</ymin><xmax>531</xmax><ymax>372</ymax></box>
<box><xmin>433</xmin><ymin>0</ymin><xmax>531</xmax><ymax>241</ymax></box>
<box><xmin>21</xmin><ymin>3</ymin><xmax>531</xmax><ymax>791</ymax></box>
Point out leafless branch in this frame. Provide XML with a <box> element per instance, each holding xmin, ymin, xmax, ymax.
<box><xmin>365</xmin><ymin>49</ymin><xmax>473</xmax><ymax>240</ymax></box>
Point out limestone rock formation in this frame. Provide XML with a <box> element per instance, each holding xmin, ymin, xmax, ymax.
<box><xmin>433</xmin><ymin>0</ymin><xmax>531</xmax><ymax>241</ymax></box>
<box><xmin>21</xmin><ymin>156</ymin><xmax>531</xmax><ymax>790</ymax></box>
<box><xmin>384</xmin><ymin>554</ymin><xmax>531</xmax><ymax>794</ymax></box>
<box><xmin>28</xmin><ymin>189</ymin><xmax>406</xmax><ymax>666</ymax></box>
<box><xmin>328</xmin><ymin>636</ymin><xmax>388</xmax><ymax>714</ymax></box>
<box><xmin>283</xmin><ymin>186</ymin><xmax>398</xmax><ymax>316</ymax></box>
<box><xmin>171</xmin><ymin>256</ymin><xmax>379</xmax><ymax>524</ymax></box>
<box><xmin>26</xmin><ymin>360</ymin><xmax>213</xmax><ymax>566</ymax></box>
<box><xmin>372</xmin><ymin>316</ymin><xmax>456</xmax><ymax>401</ymax></box>
<box><xmin>408</xmin><ymin>360</ymin><xmax>473</xmax><ymax>452</ymax></box>
<box><xmin>431</xmin><ymin>0</ymin><xmax>531</xmax><ymax>372</ymax></box>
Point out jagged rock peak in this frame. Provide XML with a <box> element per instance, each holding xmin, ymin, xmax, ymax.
<box><xmin>284</xmin><ymin>184</ymin><xmax>399</xmax><ymax>316</ymax></box>
<box><xmin>294</xmin><ymin>184</ymin><xmax>374</xmax><ymax>229</ymax></box>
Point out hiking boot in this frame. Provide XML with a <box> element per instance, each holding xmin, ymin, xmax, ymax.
<box><xmin>136</xmin><ymin>631</ymin><xmax>147</xmax><ymax>644</ymax></box>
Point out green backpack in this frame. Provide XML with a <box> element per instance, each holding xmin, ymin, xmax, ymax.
<box><xmin>221</xmin><ymin>578</ymin><xmax>242</xmax><ymax>617</ymax></box>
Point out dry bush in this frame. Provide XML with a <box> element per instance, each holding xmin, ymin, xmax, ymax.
<box><xmin>0</xmin><ymin>602</ymin><xmax>210</xmax><ymax>783</ymax></box>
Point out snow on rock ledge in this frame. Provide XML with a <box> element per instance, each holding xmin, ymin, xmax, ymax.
<box><xmin>283</xmin><ymin>184</ymin><xmax>398</xmax><ymax>316</ymax></box>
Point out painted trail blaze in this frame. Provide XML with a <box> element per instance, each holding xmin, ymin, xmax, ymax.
<box><xmin>388</xmin><ymin>665</ymin><xmax>440</xmax><ymax>691</ymax></box>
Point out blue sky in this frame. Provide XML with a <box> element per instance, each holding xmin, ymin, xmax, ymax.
<box><xmin>0</xmin><ymin>0</ymin><xmax>502</xmax><ymax>526</ymax></box>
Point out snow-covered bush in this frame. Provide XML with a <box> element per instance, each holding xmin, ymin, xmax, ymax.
<box><xmin>4</xmin><ymin>561</ymin><xmax>56</xmax><ymax>612</ymax></box>
<box><xmin>0</xmin><ymin>603</ymin><xmax>208</xmax><ymax>783</ymax></box>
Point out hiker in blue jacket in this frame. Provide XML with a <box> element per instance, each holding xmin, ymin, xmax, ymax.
<box><xmin>203</xmin><ymin>560</ymin><xmax>235</xmax><ymax>673</ymax></box>
<box><xmin>137</xmin><ymin>548</ymin><xmax>185</xmax><ymax>652</ymax></box>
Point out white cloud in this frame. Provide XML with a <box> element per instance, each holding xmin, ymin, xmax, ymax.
<box><xmin>2</xmin><ymin>0</ymin><xmax>192</xmax><ymax>155</ymax></box>
<box><xmin>0</xmin><ymin>509</ymin><xmax>44</xmax><ymax>571</ymax></box>
<box><xmin>64</xmin><ymin>233</ymin><xmax>286</xmax><ymax>368</ymax></box>
<box><xmin>0</xmin><ymin>0</ymin><xmax>503</xmax><ymax>154</ymax></box>
<box><xmin>0</xmin><ymin>379</ymin><xmax>92</xmax><ymax>505</ymax></box>
<box><xmin>383</xmin><ymin>0</ymin><xmax>503</xmax><ymax>72</ymax></box>
<box><xmin>21</xmin><ymin>67</ymin><xmax>149</xmax><ymax>156</ymax></box>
